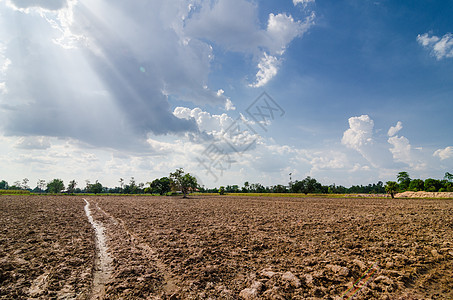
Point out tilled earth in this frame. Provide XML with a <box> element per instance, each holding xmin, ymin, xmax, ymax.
<box><xmin>0</xmin><ymin>195</ymin><xmax>94</xmax><ymax>299</ymax></box>
<box><xmin>1</xmin><ymin>195</ymin><xmax>452</xmax><ymax>299</ymax></box>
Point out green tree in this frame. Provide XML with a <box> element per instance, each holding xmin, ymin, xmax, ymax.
<box><xmin>219</xmin><ymin>186</ymin><xmax>225</xmax><ymax>195</ymax></box>
<box><xmin>147</xmin><ymin>177</ymin><xmax>171</xmax><ymax>195</ymax></box>
<box><xmin>291</xmin><ymin>176</ymin><xmax>322</xmax><ymax>194</ymax></box>
<box><xmin>397</xmin><ymin>172</ymin><xmax>411</xmax><ymax>191</ymax></box>
<box><xmin>272</xmin><ymin>184</ymin><xmax>287</xmax><ymax>193</ymax></box>
<box><xmin>87</xmin><ymin>180</ymin><xmax>103</xmax><ymax>194</ymax></box>
<box><xmin>385</xmin><ymin>181</ymin><xmax>399</xmax><ymax>199</ymax></box>
<box><xmin>408</xmin><ymin>179</ymin><xmax>424</xmax><ymax>191</ymax></box>
<box><xmin>242</xmin><ymin>181</ymin><xmax>249</xmax><ymax>193</ymax></box>
<box><xmin>47</xmin><ymin>179</ymin><xmax>65</xmax><ymax>193</ymax></box>
<box><xmin>123</xmin><ymin>177</ymin><xmax>140</xmax><ymax>194</ymax></box>
<box><xmin>250</xmin><ymin>183</ymin><xmax>265</xmax><ymax>193</ymax></box>
<box><xmin>67</xmin><ymin>180</ymin><xmax>77</xmax><ymax>193</ymax></box>
<box><xmin>0</xmin><ymin>180</ymin><xmax>8</xmax><ymax>190</ymax></box>
<box><xmin>424</xmin><ymin>178</ymin><xmax>442</xmax><ymax>192</ymax></box>
<box><xmin>169</xmin><ymin>168</ymin><xmax>198</xmax><ymax>198</ymax></box>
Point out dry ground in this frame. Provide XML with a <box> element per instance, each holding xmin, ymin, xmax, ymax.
<box><xmin>1</xmin><ymin>195</ymin><xmax>452</xmax><ymax>299</ymax></box>
<box><xmin>0</xmin><ymin>196</ymin><xmax>94</xmax><ymax>299</ymax></box>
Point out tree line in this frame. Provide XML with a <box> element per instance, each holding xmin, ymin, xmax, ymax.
<box><xmin>2</xmin><ymin>170</ymin><xmax>451</xmax><ymax>197</ymax></box>
<box><xmin>215</xmin><ymin>179</ymin><xmax>387</xmax><ymax>194</ymax></box>
<box><xmin>0</xmin><ymin>168</ymin><xmax>198</xmax><ymax>197</ymax></box>
<box><xmin>384</xmin><ymin>171</ymin><xmax>453</xmax><ymax>198</ymax></box>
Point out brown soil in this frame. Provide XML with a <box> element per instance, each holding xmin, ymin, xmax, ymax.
<box><xmin>1</xmin><ymin>195</ymin><xmax>452</xmax><ymax>299</ymax></box>
<box><xmin>0</xmin><ymin>195</ymin><xmax>94</xmax><ymax>299</ymax></box>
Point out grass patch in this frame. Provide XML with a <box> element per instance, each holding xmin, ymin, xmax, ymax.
<box><xmin>0</xmin><ymin>190</ymin><xmax>31</xmax><ymax>195</ymax></box>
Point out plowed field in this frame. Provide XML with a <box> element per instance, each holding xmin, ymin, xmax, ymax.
<box><xmin>1</xmin><ymin>195</ymin><xmax>452</xmax><ymax>299</ymax></box>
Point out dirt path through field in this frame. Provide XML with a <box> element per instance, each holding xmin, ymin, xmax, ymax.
<box><xmin>92</xmin><ymin>200</ymin><xmax>178</xmax><ymax>297</ymax></box>
<box><xmin>83</xmin><ymin>199</ymin><xmax>112</xmax><ymax>300</ymax></box>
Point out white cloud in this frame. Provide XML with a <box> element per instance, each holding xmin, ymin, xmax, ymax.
<box><xmin>388</xmin><ymin>135</ymin><xmax>412</xmax><ymax>164</ymax></box>
<box><xmin>225</xmin><ymin>99</ymin><xmax>236</xmax><ymax>111</ymax></box>
<box><xmin>173</xmin><ymin>107</ymin><xmax>233</xmax><ymax>134</ymax></box>
<box><xmin>293</xmin><ymin>0</ymin><xmax>315</xmax><ymax>6</ymax></box>
<box><xmin>309</xmin><ymin>151</ymin><xmax>347</xmax><ymax>170</ymax></box>
<box><xmin>433</xmin><ymin>146</ymin><xmax>453</xmax><ymax>160</ymax></box>
<box><xmin>341</xmin><ymin>115</ymin><xmax>398</xmax><ymax>169</ymax></box>
<box><xmin>350</xmin><ymin>163</ymin><xmax>370</xmax><ymax>173</ymax></box>
<box><xmin>417</xmin><ymin>32</ymin><xmax>453</xmax><ymax>60</ymax></box>
<box><xmin>417</xmin><ymin>33</ymin><xmax>440</xmax><ymax>47</ymax></box>
<box><xmin>265</xmin><ymin>12</ymin><xmax>314</xmax><ymax>55</ymax></box>
<box><xmin>342</xmin><ymin>115</ymin><xmax>374</xmax><ymax>151</ymax></box>
<box><xmin>387</xmin><ymin>121</ymin><xmax>403</xmax><ymax>137</ymax></box>
<box><xmin>249</xmin><ymin>53</ymin><xmax>280</xmax><ymax>87</ymax></box>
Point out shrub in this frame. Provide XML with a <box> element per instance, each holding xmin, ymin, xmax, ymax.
<box><xmin>219</xmin><ymin>186</ymin><xmax>225</xmax><ymax>195</ymax></box>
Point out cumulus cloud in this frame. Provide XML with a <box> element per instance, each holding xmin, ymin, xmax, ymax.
<box><xmin>225</xmin><ymin>99</ymin><xmax>236</xmax><ymax>111</ymax></box>
<box><xmin>433</xmin><ymin>146</ymin><xmax>453</xmax><ymax>160</ymax></box>
<box><xmin>249</xmin><ymin>53</ymin><xmax>280</xmax><ymax>87</ymax></box>
<box><xmin>173</xmin><ymin>107</ymin><xmax>234</xmax><ymax>134</ymax></box>
<box><xmin>387</xmin><ymin>130</ymin><xmax>426</xmax><ymax>170</ymax></box>
<box><xmin>265</xmin><ymin>12</ymin><xmax>314</xmax><ymax>55</ymax></box>
<box><xmin>341</xmin><ymin>114</ymin><xmax>397</xmax><ymax>169</ymax></box>
<box><xmin>342</xmin><ymin>115</ymin><xmax>374</xmax><ymax>151</ymax></box>
<box><xmin>417</xmin><ymin>32</ymin><xmax>453</xmax><ymax>60</ymax></box>
<box><xmin>388</xmin><ymin>121</ymin><xmax>403</xmax><ymax>137</ymax></box>
<box><xmin>388</xmin><ymin>135</ymin><xmax>412</xmax><ymax>164</ymax></box>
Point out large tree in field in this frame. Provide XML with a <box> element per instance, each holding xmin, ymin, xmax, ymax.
<box><xmin>397</xmin><ymin>171</ymin><xmax>411</xmax><ymax>191</ymax></box>
<box><xmin>47</xmin><ymin>179</ymin><xmax>65</xmax><ymax>193</ymax></box>
<box><xmin>169</xmin><ymin>168</ymin><xmax>198</xmax><ymax>198</ymax></box>
<box><xmin>0</xmin><ymin>180</ymin><xmax>8</xmax><ymax>190</ymax></box>
<box><xmin>385</xmin><ymin>181</ymin><xmax>399</xmax><ymax>199</ymax></box>
<box><xmin>148</xmin><ymin>177</ymin><xmax>171</xmax><ymax>195</ymax></box>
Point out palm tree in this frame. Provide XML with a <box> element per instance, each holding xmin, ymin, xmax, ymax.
<box><xmin>385</xmin><ymin>181</ymin><xmax>399</xmax><ymax>199</ymax></box>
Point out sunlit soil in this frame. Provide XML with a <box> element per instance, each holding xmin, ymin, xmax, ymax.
<box><xmin>0</xmin><ymin>196</ymin><xmax>94</xmax><ymax>299</ymax></box>
<box><xmin>1</xmin><ymin>195</ymin><xmax>452</xmax><ymax>299</ymax></box>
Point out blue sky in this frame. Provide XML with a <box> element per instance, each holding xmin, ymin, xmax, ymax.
<box><xmin>0</xmin><ymin>0</ymin><xmax>452</xmax><ymax>189</ymax></box>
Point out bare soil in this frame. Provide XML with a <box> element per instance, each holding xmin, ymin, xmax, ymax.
<box><xmin>1</xmin><ymin>195</ymin><xmax>452</xmax><ymax>299</ymax></box>
<box><xmin>0</xmin><ymin>195</ymin><xmax>94</xmax><ymax>299</ymax></box>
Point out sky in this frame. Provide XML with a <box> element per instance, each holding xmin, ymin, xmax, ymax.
<box><xmin>0</xmin><ymin>0</ymin><xmax>452</xmax><ymax>189</ymax></box>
